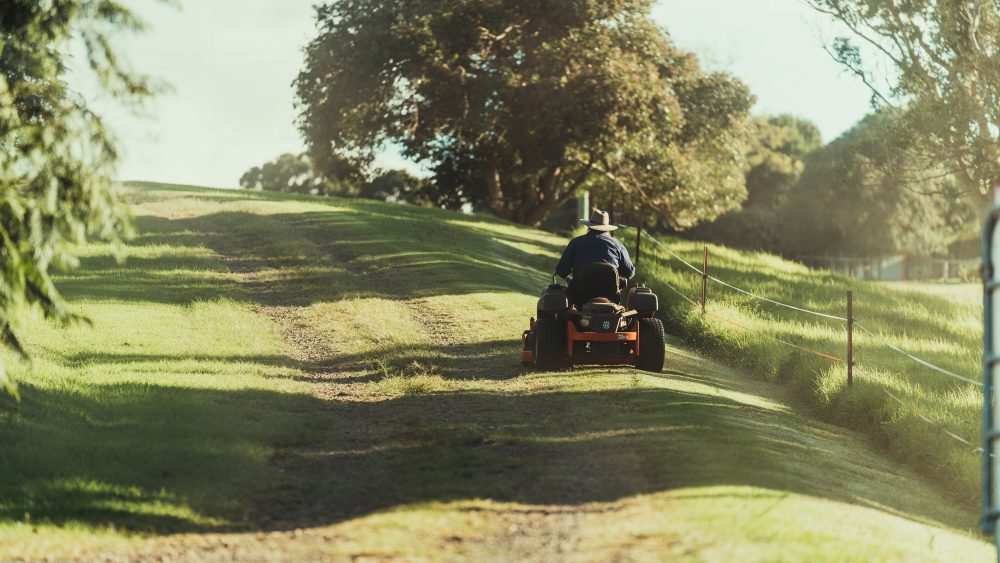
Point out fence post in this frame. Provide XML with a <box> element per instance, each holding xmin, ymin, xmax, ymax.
<box><xmin>847</xmin><ymin>290</ymin><xmax>854</xmax><ymax>387</ymax></box>
<box><xmin>701</xmin><ymin>246</ymin><xmax>709</xmax><ymax>314</ymax></box>
<box><xmin>634</xmin><ymin>211</ymin><xmax>642</xmax><ymax>268</ymax></box>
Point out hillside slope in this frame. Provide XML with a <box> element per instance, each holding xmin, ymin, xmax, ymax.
<box><xmin>0</xmin><ymin>183</ymin><xmax>991</xmax><ymax>561</ymax></box>
<box><xmin>639</xmin><ymin>238</ymin><xmax>983</xmax><ymax>504</ymax></box>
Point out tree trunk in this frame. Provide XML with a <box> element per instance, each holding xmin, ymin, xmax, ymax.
<box><xmin>485</xmin><ymin>165</ymin><xmax>505</xmax><ymax>215</ymax></box>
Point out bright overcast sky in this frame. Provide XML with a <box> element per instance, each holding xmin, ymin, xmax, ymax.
<box><xmin>77</xmin><ymin>0</ymin><xmax>874</xmax><ymax>188</ymax></box>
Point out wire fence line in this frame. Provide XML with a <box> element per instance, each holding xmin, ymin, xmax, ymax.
<box><xmin>627</xmin><ymin>225</ymin><xmax>980</xmax><ymax>388</ymax></box>
<box><xmin>639</xmin><ymin>230</ymin><xmax>706</xmax><ymax>275</ymax></box>
<box><xmin>656</xmin><ymin>276</ymin><xmax>700</xmax><ymax>308</ymax></box>
<box><xmin>881</xmin><ymin>388</ymin><xmax>986</xmax><ymax>456</ymax></box>
<box><xmin>623</xmin><ymin>225</ymin><xmax>848</xmax><ymax>322</ymax></box>
<box><xmin>622</xmin><ymin>226</ymin><xmax>983</xmax><ymax>454</ymax></box>
<box><xmin>654</xmin><ymin>274</ymin><xmax>849</xmax><ymax>364</ymax></box>
<box><xmin>707</xmin><ymin>309</ymin><xmax>849</xmax><ymax>364</ymax></box>
<box><xmin>706</xmin><ymin>274</ymin><xmax>849</xmax><ymax>322</ymax></box>
<box><xmin>855</xmin><ymin>322</ymin><xmax>983</xmax><ymax>388</ymax></box>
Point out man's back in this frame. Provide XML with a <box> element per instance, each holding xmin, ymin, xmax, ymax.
<box><xmin>555</xmin><ymin>230</ymin><xmax>635</xmax><ymax>280</ymax></box>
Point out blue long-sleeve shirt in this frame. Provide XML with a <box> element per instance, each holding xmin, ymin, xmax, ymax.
<box><xmin>555</xmin><ymin>230</ymin><xmax>635</xmax><ymax>280</ymax></box>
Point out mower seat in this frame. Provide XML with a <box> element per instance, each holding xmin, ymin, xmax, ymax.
<box><xmin>582</xmin><ymin>298</ymin><xmax>625</xmax><ymax>315</ymax></box>
<box><xmin>570</xmin><ymin>262</ymin><xmax>621</xmax><ymax>305</ymax></box>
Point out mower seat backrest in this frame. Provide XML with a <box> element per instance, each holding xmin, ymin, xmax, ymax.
<box><xmin>572</xmin><ymin>262</ymin><xmax>620</xmax><ymax>304</ymax></box>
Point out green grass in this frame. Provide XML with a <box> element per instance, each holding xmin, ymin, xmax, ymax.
<box><xmin>0</xmin><ymin>181</ymin><xmax>991</xmax><ymax>560</ymax></box>
<box><xmin>636</xmin><ymin>238</ymin><xmax>984</xmax><ymax>505</ymax></box>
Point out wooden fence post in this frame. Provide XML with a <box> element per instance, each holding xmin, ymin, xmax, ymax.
<box><xmin>847</xmin><ymin>290</ymin><xmax>854</xmax><ymax>387</ymax></box>
<box><xmin>701</xmin><ymin>246</ymin><xmax>709</xmax><ymax>314</ymax></box>
<box><xmin>634</xmin><ymin>210</ymin><xmax>642</xmax><ymax>268</ymax></box>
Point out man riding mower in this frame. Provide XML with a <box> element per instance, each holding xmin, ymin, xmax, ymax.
<box><xmin>520</xmin><ymin>210</ymin><xmax>666</xmax><ymax>372</ymax></box>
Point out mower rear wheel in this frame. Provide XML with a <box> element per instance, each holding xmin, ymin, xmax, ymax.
<box><xmin>534</xmin><ymin>317</ymin><xmax>568</xmax><ymax>371</ymax></box>
<box><xmin>636</xmin><ymin>317</ymin><xmax>665</xmax><ymax>373</ymax></box>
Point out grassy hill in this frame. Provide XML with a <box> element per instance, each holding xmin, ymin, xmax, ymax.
<box><xmin>638</xmin><ymin>238</ymin><xmax>983</xmax><ymax>504</ymax></box>
<box><xmin>0</xmin><ymin>182</ymin><xmax>991</xmax><ymax>561</ymax></box>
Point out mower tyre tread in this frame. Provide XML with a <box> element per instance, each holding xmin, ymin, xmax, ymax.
<box><xmin>636</xmin><ymin>317</ymin><xmax>665</xmax><ymax>373</ymax></box>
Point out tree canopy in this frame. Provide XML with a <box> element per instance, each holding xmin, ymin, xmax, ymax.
<box><xmin>686</xmin><ymin>115</ymin><xmax>821</xmax><ymax>250</ymax></box>
<box><xmin>808</xmin><ymin>0</ymin><xmax>1000</xmax><ymax>197</ymax></box>
<box><xmin>780</xmin><ymin>110</ymin><xmax>973</xmax><ymax>258</ymax></box>
<box><xmin>240</xmin><ymin>153</ymin><xmax>331</xmax><ymax>195</ymax></box>
<box><xmin>357</xmin><ymin>169</ymin><xmax>432</xmax><ymax>205</ymax></box>
<box><xmin>0</xmin><ymin>1</ymin><xmax>150</xmax><ymax>394</ymax></box>
<box><xmin>743</xmin><ymin>115</ymin><xmax>823</xmax><ymax>208</ymax></box>
<box><xmin>295</xmin><ymin>0</ymin><xmax>754</xmax><ymax>227</ymax></box>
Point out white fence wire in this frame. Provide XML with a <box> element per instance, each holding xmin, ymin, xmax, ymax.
<box><xmin>622</xmin><ymin>225</ymin><xmax>983</xmax><ymax>454</ymax></box>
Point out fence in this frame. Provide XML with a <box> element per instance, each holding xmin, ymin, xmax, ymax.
<box><xmin>798</xmin><ymin>254</ymin><xmax>979</xmax><ymax>282</ymax></box>
<box><xmin>621</xmin><ymin>225</ymin><xmax>985</xmax><ymax>457</ymax></box>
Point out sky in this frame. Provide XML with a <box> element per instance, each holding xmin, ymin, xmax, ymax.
<box><xmin>74</xmin><ymin>0</ymin><xmax>876</xmax><ymax>188</ymax></box>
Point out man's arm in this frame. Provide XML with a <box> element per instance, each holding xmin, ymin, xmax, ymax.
<box><xmin>555</xmin><ymin>238</ymin><xmax>575</xmax><ymax>279</ymax></box>
<box><xmin>617</xmin><ymin>241</ymin><xmax>635</xmax><ymax>279</ymax></box>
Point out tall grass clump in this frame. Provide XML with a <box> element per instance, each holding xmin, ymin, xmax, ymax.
<box><xmin>635</xmin><ymin>235</ymin><xmax>982</xmax><ymax>504</ymax></box>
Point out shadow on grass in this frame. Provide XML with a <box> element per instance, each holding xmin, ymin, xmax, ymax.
<box><xmin>262</xmin><ymin>380</ymin><xmax>965</xmax><ymax>532</ymax></box>
<box><xmin>56</xmin><ymin>197</ymin><xmax>563</xmax><ymax>312</ymax></box>
<box><xmin>183</xmin><ymin>210</ymin><xmax>558</xmax><ymax>304</ymax></box>
<box><xmin>61</xmin><ymin>351</ymin><xmax>300</xmax><ymax>371</ymax></box>
<box><xmin>0</xmin><ymin>382</ymin><xmax>327</xmax><ymax>533</ymax></box>
<box><xmin>0</xmin><ymin>343</ymin><xmax>965</xmax><ymax>534</ymax></box>
<box><xmin>55</xmin><ymin>215</ymin><xmax>245</xmax><ymax>306</ymax></box>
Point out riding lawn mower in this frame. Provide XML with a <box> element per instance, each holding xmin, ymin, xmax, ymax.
<box><xmin>520</xmin><ymin>262</ymin><xmax>665</xmax><ymax>372</ymax></box>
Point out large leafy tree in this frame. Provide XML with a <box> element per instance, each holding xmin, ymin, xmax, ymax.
<box><xmin>295</xmin><ymin>0</ymin><xmax>753</xmax><ymax>227</ymax></box>
<box><xmin>808</xmin><ymin>0</ymin><xmax>1000</xmax><ymax>197</ymax></box>
<box><xmin>686</xmin><ymin>115</ymin><xmax>822</xmax><ymax>250</ymax></box>
<box><xmin>780</xmin><ymin>110</ymin><xmax>973</xmax><ymax>258</ymax></box>
<box><xmin>0</xmin><ymin>1</ymin><xmax>151</xmax><ymax>393</ymax></box>
<box><xmin>743</xmin><ymin>115</ymin><xmax>822</xmax><ymax>208</ymax></box>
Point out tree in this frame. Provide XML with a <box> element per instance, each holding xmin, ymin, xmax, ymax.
<box><xmin>686</xmin><ymin>115</ymin><xmax>822</xmax><ymax>250</ymax></box>
<box><xmin>240</xmin><ymin>153</ymin><xmax>333</xmax><ymax>195</ymax></box>
<box><xmin>808</xmin><ymin>0</ymin><xmax>1000</xmax><ymax>198</ymax></box>
<box><xmin>0</xmin><ymin>1</ymin><xmax>152</xmax><ymax>395</ymax></box>
<box><xmin>358</xmin><ymin>169</ymin><xmax>433</xmax><ymax>205</ymax></box>
<box><xmin>743</xmin><ymin>115</ymin><xmax>823</xmax><ymax>208</ymax></box>
<box><xmin>779</xmin><ymin>110</ymin><xmax>974</xmax><ymax>258</ymax></box>
<box><xmin>295</xmin><ymin>0</ymin><xmax>754</xmax><ymax>227</ymax></box>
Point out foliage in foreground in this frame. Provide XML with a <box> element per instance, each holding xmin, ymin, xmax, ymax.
<box><xmin>0</xmin><ymin>1</ymin><xmax>151</xmax><ymax>392</ymax></box>
<box><xmin>636</xmin><ymin>234</ymin><xmax>983</xmax><ymax>503</ymax></box>
<box><xmin>295</xmin><ymin>0</ymin><xmax>753</xmax><ymax>227</ymax></box>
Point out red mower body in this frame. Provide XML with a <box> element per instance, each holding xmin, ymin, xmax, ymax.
<box><xmin>521</xmin><ymin>274</ymin><xmax>665</xmax><ymax>372</ymax></box>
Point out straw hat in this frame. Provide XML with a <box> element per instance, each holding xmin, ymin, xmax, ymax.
<box><xmin>580</xmin><ymin>209</ymin><xmax>618</xmax><ymax>232</ymax></box>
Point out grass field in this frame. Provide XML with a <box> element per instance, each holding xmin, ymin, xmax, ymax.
<box><xmin>0</xmin><ymin>182</ymin><xmax>991</xmax><ymax>560</ymax></box>
<box><xmin>636</xmin><ymin>238</ymin><xmax>984</xmax><ymax>505</ymax></box>
<box><xmin>885</xmin><ymin>281</ymin><xmax>981</xmax><ymax>307</ymax></box>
